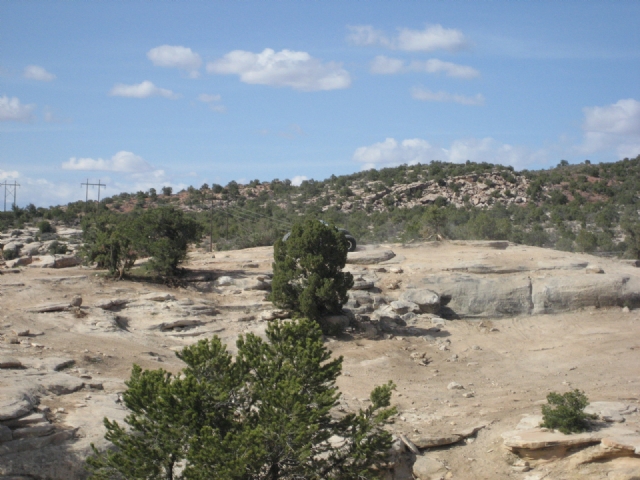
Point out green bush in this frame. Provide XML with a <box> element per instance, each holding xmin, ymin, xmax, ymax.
<box><xmin>48</xmin><ymin>241</ymin><xmax>68</xmax><ymax>255</ymax></box>
<box><xmin>37</xmin><ymin>220</ymin><xmax>55</xmax><ymax>234</ymax></box>
<box><xmin>269</xmin><ymin>219</ymin><xmax>353</xmax><ymax>331</ymax></box>
<box><xmin>540</xmin><ymin>389</ymin><xmax>597</xmax><ymax>434</ymax></box>
<box><xmin>87</xmin><ymin>318</ymin><xmax>396</xmax><ymax>479</ymax></box>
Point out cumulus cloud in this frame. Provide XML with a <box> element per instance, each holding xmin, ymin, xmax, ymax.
<box><xmin>62</xmin><ymin>151</ymin><xmax>153</xmax><ymax>173</ymax></box>
<box><xmin>147</xmin><ymin>45</ymin><xmax>202</xmax><ymax>78</ymax></box>
<box><xmin>411</xmin><ymin>87</ymin><xmax>485</xmax><ymax>106</ymax></box>
<box><xmin>370</xmin><ymin>56</ymin><xmax>479</xmax><ymax>78</ymax></box>
<box><xmin>291</xmin><ymin>175</ymin><xmax>308</xmax><ymax>186</ymax></box>
<box><xmin>348</xmin><ymin>24</ymin><xmax>468</xmax><ymax>52</ymax></box>
<box><xmin>109</xmin><ymin>81</ymin><xmax>180</xmax><ymax>99</ymax></box>
<box><xmin>0</xmin><ymin>95</ymin><xmax>36</xmax><ymax>122</ymax></box>
<box><xmin>23</xmin><ymin>65</ymin><xmax>56</xmax><ymax>81</ymax></box>
<box><xmin>207</xmin><ymin>48</ymin><xmax>351</xmax><ymax>91</ymax></box>
<box><xmin>354</xmin><ymin>137</ymin><xmax>548</xmax><ymax>170</ymax></box>
<box><xmin>198</xmin><ymin>93</ymin><xmax>226</xmax><ymax>112</ymax></box>
<box><xmin>580</xmin><ymin>98</ymin><xmax>640</xmax><ymax>158</ymax></box>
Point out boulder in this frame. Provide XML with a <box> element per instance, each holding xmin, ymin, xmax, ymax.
<box><xmin>585</xmin><ymin>265</ymin><xmax>604</xmax><ymax>274</ymax></box>
<box><xmin>531</xmin><ymin>274</ymin><xmax>640</xmax><ymax>314</ymax></box>
<box><xmin>412</xmin><ymin>455</ymin><xmax>448</xmax><ymax>480</ymax></box>
<box><xmin>351</xmin><ymin>278</ymin><xmax>375</xmax><ymax>290</ymax></box>
<box><xmin>5</xmin><ymin>257</ymin><xmax>32</xmax><ymax>268</ymax></box>
<box><xmin>390</xmin><ymin>300</ymin><xmax>420</xmax><ymax>315</ymax></box>
<box><xmin>215</xmin><ymin>276</ymin><xmax>234</xmax><ymax>286</ymax></box>
<box><xmin>30</xmin><ymin>255</ymin><xmax>56</xmax><ymax>268</ymax></box>
<box><xmin>399</xmin><ymin>289</ymin><xmax>440</xmax><ymax>314</ymax></box>
<box><xmin>94</xmin><ymin>298</ymin><xmax>130</xmax><ymax>310</ymax></box>
<box><xmin>0</xmin><ymin>389</ymin><xmax>35</xmax><ymax>421</ymax></box>
<box><xmin>53</xmin><ymin>255</ymin><xmax>81</xmax><ymax>268</ymax></box>
<box><xmin>20</xmin><ymin>242</ymin><xmax>42</xmax><ymax>256</ymax></box>
<box><xmin>346</xmin><ymin>249</ymin><xmax>396</xmax><ymax>265</ymax></box>
<box><xmin>40</xmin><ymin>374</ymin><xmax>85</xmax><ymax>395</ymax></box>
<box><xmin>0</xmin><ymin>358</ymin><xmax>23</xmax><ymax>369</ymax></box>
<box><xmin>422</xmin><ymin>274</ymin><xmax>532</xmax><ymax>317</ymax></box>
<box><xmin>11</xmin><ymin>424</ymin><xmax>55</xmax><ymax>440</ymax></box>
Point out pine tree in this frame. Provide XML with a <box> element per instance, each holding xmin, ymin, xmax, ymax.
<box><xmin>87</xmin><ymin>319</ymin><xmax>396</xmax><ymax>479</ymax></box>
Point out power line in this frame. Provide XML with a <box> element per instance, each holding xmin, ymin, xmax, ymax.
<box><xmin>81</xmin><ymin>179</ymin><xmax>107</xmax><ymax>211</ymax></box>
<box><xmin>0</xmin><ymin>181</ymin><xmax>20</xmax><ymax>212</ymax></box>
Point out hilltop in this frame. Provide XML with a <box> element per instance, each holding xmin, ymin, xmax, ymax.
<box><xmin>1</xmin><ymin>156</ymin><xmax>640</xmax><ymax>258</ymax></box>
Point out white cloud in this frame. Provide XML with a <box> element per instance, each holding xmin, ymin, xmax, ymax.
<box><xmin>370</xmin><ymin>56</ymin><xmax>479</xmax><ymax>79</ymax></box>
<box><xmin>354</xmin><ymin>137</ymin><xmax>548</xmax><ymax>170</ymax></box>
<box><xmin>397</xmin><ymin>24</ymin><xmax>467</xmax><ymax>52</ymax></box>
<box><xmin>147</xmin><ymin>45</ymin><xmax>202</xmax><ymax>78</ymax></box>
<box><xmin>411</xmin><ymin>87</ymin><xmax>485</xmax><ymax>106</ymax></box>
<box><xmin>410</xmin><ymin>59</ymin><xmax>479</xmax><ymax>78</ymax></box>
<box><xmin>0</xmin><ymin>169</ymin><xmax>19</xmax><ymax>181</ymax></box>
<box><xmin>348</xmin><ymin>24</ymin><xmax>468</xmax><ymax>52</ymax></box>
<box><xmin>198</xmin><ymin>93</ymin><xmax>226</xmax><ymax>112</ymax></box>
<box><xmin>370</xmin><ymin>55</ymin><xmax>405</xmax><ymax>74</ymax></box>
<box><xmin>23</xmin><ymin>65</ymin><xmax>56</xmax><ymax>81</ymax></box>
<box><xmin>62</xmin><ymin>151</ymin><xmax>153</xmax><ymax>173</ymax></box>
<box><xmin>346</xmin><ymin>25</ymin><xmax>391</xmax><ymax>47</ymax></box>
<box><xmin>207</xmin><ymin>48</ymin><xmax>351</xmax><ymax>91</ymax></box>
<box><xmin>291</xmin><ymin>175</ymin><xmax>308</xmax><ymax>186</ymax></box>
<box><xmin>0</xmin><ymin>95</ymin><xmax>36</xmax><ymax>122</ymax></box>
<box><xmin>580</xmin><ymin>98</ymin><xmax>640</xmax><ymax>158</ymax></box>
<box><xmin>109</xmin><ymin>81</ymin><xmax>179</xmax><ymax>99</ymax></box>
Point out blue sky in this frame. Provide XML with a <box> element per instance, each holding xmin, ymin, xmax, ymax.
<box><xmin>1</xmin><ymin>1</ymin><xmax>639</xmax><ymax>207</ymax></box>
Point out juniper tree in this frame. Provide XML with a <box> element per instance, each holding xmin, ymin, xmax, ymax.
<box><xmin>87</xmin><ymin>318</ymin><xmax>396</xmax><ymax>480</ymax></box>
<box><xmin>269</xmin><ymin>219</ymin><xmax>354</xmax><ymax>329</ymax></box>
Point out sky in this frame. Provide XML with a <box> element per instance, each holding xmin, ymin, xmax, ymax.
<box><xmin>1</xmin><ymin>1</ymin><xmax>639</xmax><ymax>208</ymax></box>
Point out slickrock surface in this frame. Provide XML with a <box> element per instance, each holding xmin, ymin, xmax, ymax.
<box><xmin>1</xmin><ymin>241</ymin><xmax>640</xmax><ymax>479</ymax></box>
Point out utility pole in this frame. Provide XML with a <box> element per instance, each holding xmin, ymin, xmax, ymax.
<box><xmin>1</xmin><ymin>181</ymin><xmax>20</xmax><ymax>212</ymax></box>
<box><xmin>209</xmin><ymin>190</ymin><xmax>214</xmax><ymax>253</ymax></box>
<box><xmin>80</xmin><ymin>179</ymin><xmax>106</xmax><ymax>212</ymax></box>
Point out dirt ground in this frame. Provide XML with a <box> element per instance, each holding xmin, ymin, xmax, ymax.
<box><xmin>1</xmin><ymin>241</ymin><xmax>639</xmax><ymax>479</ymax></box>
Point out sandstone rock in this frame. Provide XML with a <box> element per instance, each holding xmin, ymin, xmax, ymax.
<box><xmin>0</xmin><ymin>390</ymin><xmax>35</xmax><ymax>421</ymax></box>
<box><xmin>620</xmin><ymin>259</ymin><xmax>640</xmax><ymax>267</ymax></box>
<box><xmin>149</xmin><ymin>319</ymin><xmax>204</xmax><ymax>331</ymax></box>
<box><xmin>0</xmin><ymin>358</ymin><xmax>23</xmax><ymax>369</ymax></box>
<box><xmin>0</xmin><ymin>428</ymin><xmax>76</xmax><ymax>457</ymax></box>
<box><xmin>53</xmin><ymin>255</ymin><xmax>81</xmax><ymax>268</ymax></box>
<box><xmin>94</xmin><ymin>298</ymin><xmax>130</xmax><ymax>310</ymax></box>
<box><xmin>41</xmin><ymin>374</ymin><xmax>84</xmax><ymax>395</ymax></box>
<box><xmin>448</xmin><ymin>263</ymin><xmax>528</xmax><ymax>275</ymax></box>
<box><xmin>447</xmin><ymin>382</ymin><xmax>464</xmax><ymax>390</ymax></box>
<box><xmin>34</xmin><ymin>357</ymin><xmax>75</xmax><ymax>372</ymax></box>
<box><xmin>422</xmin><ymin>274</ymin><xmax>531</xmax><ymax>317</ymax></box>
<box><xmin>11</xmin><ymin>424</ymin><xmax>55</xmax><ymax>440</ymax></box>
<box><xmin>585</xmin><ymin>265</ymin><xmax>604</xmax><ymax>274</ymax></box>
<box><xmin>1</xmin><ymin>412</ymin><xmax>48</xmax><ymax>428</ymax></box>
<box><xmin>399</xmin><ymin>289</ymin><xmax>440</xmax><ymax>314</ymax></box>
<box><xmin>584</xmin><ymin>402</ymin><xmax>637</xmax><ymax>423</ymax></box>
<box><xmin>69</xmin><ymin>295</ymin><xmax>82</xmax><ymax>307</ymax></box>
<box><xmin>412</xmin><ymin>455</ymin><xmax>448</xmax><ymax>480</ymax></box>
<box><xmin>5</xmin><ymin>257</ymin><xmax>32</xmax><ymax>268</ymax></box>
<box><xmin>27</xmin><ymin>302</ymin><xmax>70</xmax><ymax>313</ymax></box>
<box><xmin>30</xmin><ymin>255</ymin><xmax>56</xmax><ymax>268</ymax></box>
<box><xmin>20</xmin><ymin>242</ymin><xmax>42</xmax><ymax>256</ymax></box>
<box><xmin>502</xmin><ymin>429</ymin><xmax>601</xmax><ymax>451</ymax></box>
<box><xmin>352</xmin><ymin>278</ymin><xmax>375</xmax><ymax>290</ymax></box>
<box><xmin>141</xmin><ymin>293</ymin><xmax>175</xmax><ymax>302</ymax></box>
<box><xmin>531</xmin><ymin>274</ymin><xmax>640</xmax><ymax>314</ymax></box>
<box><xmin>215</xmin><ymin>276</ymin><xmax>234</xmax><ymax>286</ymax></box>
<box><xmin>346</xmin><ymin>249</ymin><xmax>396</xmax><ymax>265</ymax></box>
<box><xmin>390</xmin><ymin>300</ymin><xmax>420</xmax><ymax>315</ymax></box>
